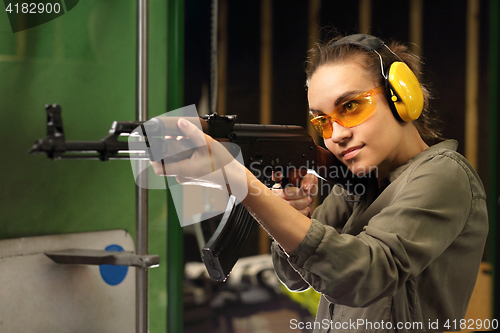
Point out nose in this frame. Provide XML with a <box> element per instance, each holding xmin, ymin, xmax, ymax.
<box><xmin>329</xmin><ymin>121</ymin><xmax>352</xmax><ymax>144</ymax></box>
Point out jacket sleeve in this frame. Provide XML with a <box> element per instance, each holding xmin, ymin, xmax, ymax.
<box><xmin>276</xmin><ymin>153</ymin><xmax>484</xmax><ymax>307</ymax></box>
<box><xmin>271</xmin><ymin>185</ymin><xmax>354</xmax><ymax>291</ymax></box>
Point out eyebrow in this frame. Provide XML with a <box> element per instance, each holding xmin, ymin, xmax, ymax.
<box><xmin>309</xmin><ymin>109</ymin><xmax>324</xmax><ymax>116</ymax></box>
<box><xmin>334</xmin><ymin>90</ymin><xmax>362</xmax><ymax>107</ymax></box>
<box><xmin>309</xmin><ymin>90</ymin><xmax>363</xmax><ymax>115</ymax></box>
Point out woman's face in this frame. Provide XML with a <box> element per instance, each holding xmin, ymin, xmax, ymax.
<box><xmin>307</xmin><ymin>61</ymin><xmax>413</xmax><ymax>178</ymax></box>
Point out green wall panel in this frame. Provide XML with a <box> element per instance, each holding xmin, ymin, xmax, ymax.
<box><xmin>0</xmin><ymin>1</ymin><xmax>168</xmax><ymax>331</ymax></box>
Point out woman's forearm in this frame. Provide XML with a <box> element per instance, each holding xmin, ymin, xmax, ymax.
<box><xmin>241</xmin><ymin>168</ymin><xmax>312</xmax><ymax>253</ymax></box>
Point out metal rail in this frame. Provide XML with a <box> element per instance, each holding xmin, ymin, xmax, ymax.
<box><xmin>136</xmin><ymin>0</ymin><xmax>149</xmax><ymax>332</ymax></box>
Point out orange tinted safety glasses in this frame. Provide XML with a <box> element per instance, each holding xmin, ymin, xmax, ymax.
<box><xmin>310</xmin><ymin>86</ymin><xmax>386</xmax><ymax>139</ymax></box>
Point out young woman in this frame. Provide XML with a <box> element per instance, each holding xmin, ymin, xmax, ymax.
<box><xmin>153</xmin><ymin>34</ymin><xmax>488</xmax><ymax>332</ymax></box>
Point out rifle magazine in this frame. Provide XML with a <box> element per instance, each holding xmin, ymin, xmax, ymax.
<box><xmin>201</xmin><ymin>196</ymin><xmax>255</xmax><ymax>282</ymax></box>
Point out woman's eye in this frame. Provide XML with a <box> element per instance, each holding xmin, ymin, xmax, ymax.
<box><xmin>318</xmin><ymin>116</ymin><xmax>329</xmax><ymax>124</ymax></box>
<box><xmin>343</xmin><ymin>101</ymin><xmax>360</xmax><ymax>113</ymax></box>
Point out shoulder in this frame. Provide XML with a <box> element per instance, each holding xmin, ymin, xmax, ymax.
<box><xmin>402</xmin><ymin>140</ymin><xmax>485</xmax><ymax>200</ymax></box>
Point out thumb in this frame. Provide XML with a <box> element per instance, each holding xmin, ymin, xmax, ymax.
<box><xmin>301</xmin><ymin>181</ymin><xmax>311</xmax><ymax>195</ymax></box>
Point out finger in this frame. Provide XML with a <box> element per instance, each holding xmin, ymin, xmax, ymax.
<box><xmin>274</xmin><ymin>191</ymin><xmax>312</xmax><ymax>210</ymax></box>
<box><xmin>272</xmin><ymin>186</ymin><xmax>300</xmax><ymax>201</ymax></box>
<box><xmin>150</xmin><ymin>161</ymin><xmax>166</xmax><ymax>176</ymax></box>
<box><xmin>282</xmin><ymin>185</ymin><xmax>310</xmax><ymax>200</ymax></box>
<box><xmin>159</xmin><ymin>155</ymin><xmax>209</xmax><ymax>177</ymax></box>
<box><xmin>272</xmin><ymin>185</ymin><xmax>297</xmax><ymax>199</ymax></box>
<box><xmin>271</xmin><ymin>186</ymin><xmax>284</xmax><ymax>198</ymax></box>
<box><xmin>151</xmin><ymin>160</ymin><xmax>194</xmax><ymax>179</ymax></box>
<box><xmin>272</xmin><ymin>187</ymin><xmax>305</xmax><ymax>200</ymax></box>
<box><xmin>300</xmin><ymin>173</ymin><xmax>319</xmax><ymax>195</ymax></box>
<box><xmin>301</xmin><ymin>173</ymin><xmax>318</xmax><ymax>188</ymax></box>
<box><xmin>286</xmin><ymin>196</ymin><xmax>312</xmax><ymax>210</ymax></box>
<box><xmin>272</xmin><ymin>171</ymin><xmax>283</xmax><ymax>182</ymax></box>
<box><xmin>177</xmin><ymin>118</ymin><xmax>210</xmax><ymax>147</ymax></box>
<box><xmin>272</xmin><ymin>182</ymin><xmax>282</xmax><ymax>190</ymax></box>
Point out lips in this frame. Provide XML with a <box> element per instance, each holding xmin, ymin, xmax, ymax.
<box><xmin>341</xmin><ymin>145</ymin><xmax>364</xmax><ymax>160</ymax></box>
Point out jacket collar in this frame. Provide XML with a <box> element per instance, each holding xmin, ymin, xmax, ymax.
<box><xmin>384</xmin><ymin>139</ymin><xmax>458</xmax><ymax>185</ymax></box>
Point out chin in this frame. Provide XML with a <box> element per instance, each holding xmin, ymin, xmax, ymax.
<box><xmin>346</xmin><ymin>161</ymin><xmax>378</xmax><ymax>178</ymax></box>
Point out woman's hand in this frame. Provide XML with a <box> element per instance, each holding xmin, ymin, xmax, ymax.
<box><xmin>149</xmin><ymin>118</ymin><xmax>248</xmax><ymax>200</ymax></box>
<box><xmin>271</xmin><ymin>171</ymin><xmax>318</xmax><ymax>217</ymax></box>
<box><xmin>150</xmin><ymin>118</ymin><xmax>215</xmax><ymax>177</ymax></box>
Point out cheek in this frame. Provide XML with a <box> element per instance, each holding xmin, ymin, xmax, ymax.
<box><xmin>361</xmin><ymin>105</ymin><xmax>398</xmax><ymax>140</ymax></box>
<box><xmin>363</xmin><ymin>114</ymin><xmax>403</xmax><ymax>162</ymax></box>
<box><xmin>324</xmin><ymin>139</ymin><xmax>340</xmax><ymax>158</ymax></box>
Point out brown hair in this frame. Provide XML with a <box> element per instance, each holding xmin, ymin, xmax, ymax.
<box><xmin>306</xmin><ymin>35</ymin><xmax>442</xmax><ymax>144</ymax></box>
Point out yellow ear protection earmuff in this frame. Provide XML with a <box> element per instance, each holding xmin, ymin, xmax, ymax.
<box><xmin>331</xmin><ymin>34</ymin><xmax>424</xmax><ymax>122</ymax></box>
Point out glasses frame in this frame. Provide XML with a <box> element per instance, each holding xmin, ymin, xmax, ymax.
<box><xmin>310</xmin><ymin>86</ymin><xmax>386</xmax><ymax>139</ymax></box>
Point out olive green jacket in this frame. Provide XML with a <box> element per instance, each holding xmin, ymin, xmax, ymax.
<box><xmin>272</xmin><ymin>140</ymin><xmax>488</xmax><ymax>332</ymax></box>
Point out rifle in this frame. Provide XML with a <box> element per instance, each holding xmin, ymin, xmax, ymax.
<box><xmin>30</xmin><ymin>104</ymin><xmax>359</xmax><ymax>282</ymax></box>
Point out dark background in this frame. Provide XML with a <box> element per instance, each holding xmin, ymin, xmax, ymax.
<box><xmin>185</xmin><ymin>0</ymin><xmax>492</xmax><ymax>184</ymax></box>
